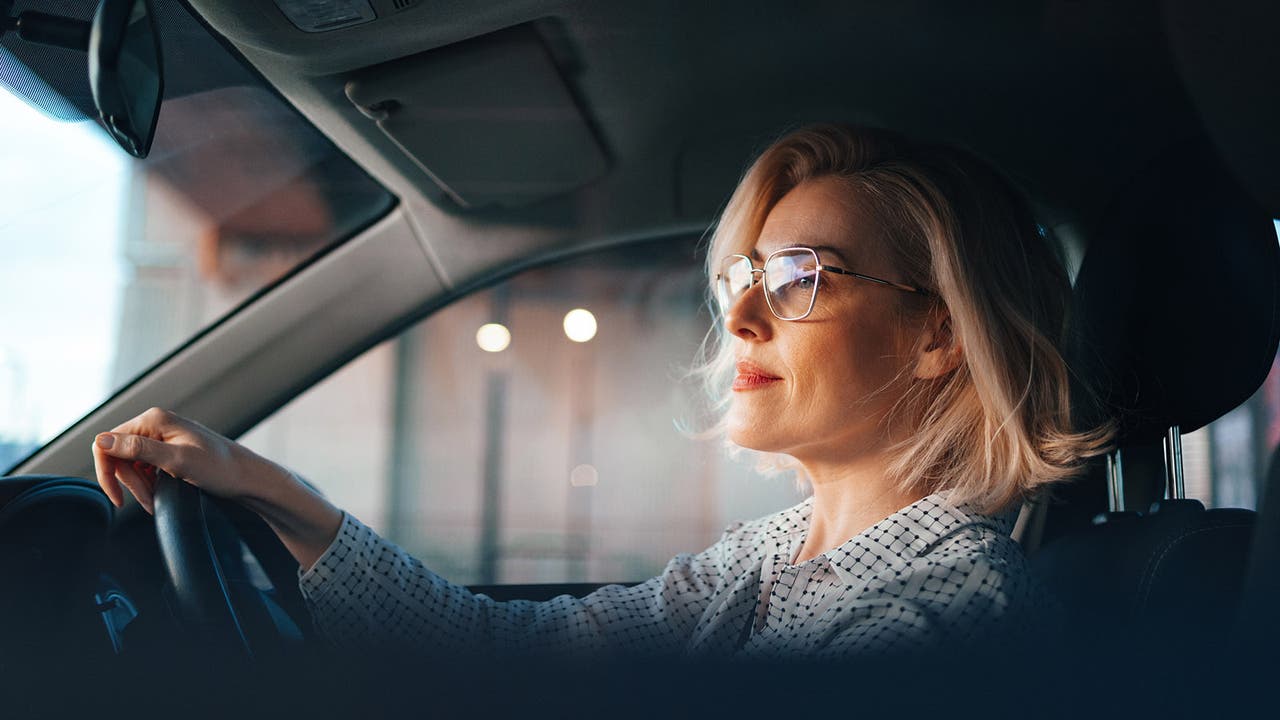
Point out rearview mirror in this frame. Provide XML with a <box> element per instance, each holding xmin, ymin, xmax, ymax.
<box><xmin>89</xmin><ymin>0</ymin><xmax>163</xmax><ymax>158</ymax></box>
<box><xmin>1</xmin><ymin>0</ymin><xmax>163</xmax><ymax>158</ymax></box>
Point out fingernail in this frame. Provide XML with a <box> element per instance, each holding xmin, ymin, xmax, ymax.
<box><xmin>96</xmin><ymin>434</ymin><xmax>115</xmax><ymax>449</ymax></box>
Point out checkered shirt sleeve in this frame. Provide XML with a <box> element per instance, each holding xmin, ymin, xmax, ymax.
<box><xmin>298</xmin><ymin>493</ymin><xmax>1046</xmax><ymax>659</ymax></box>
<box><xmin>298</xmin><ymin>513</ymin><xmax>731</xmax><ymax>659</ymax></box>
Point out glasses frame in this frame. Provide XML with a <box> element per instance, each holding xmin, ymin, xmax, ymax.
<box><xmin>715</xmin><ymin>246</ymin><xmax>929</xmax><ymax>321</ymax></box>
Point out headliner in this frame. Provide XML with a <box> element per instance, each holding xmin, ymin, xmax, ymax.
<box><xmin>23</xmin><ymin>0</ymin><xmax>1279</xmax><ymax>285</ymax></box>
<box><xmin>184</xmin><ymin>1</ymin><xmax>1201</xmax><ymax>212</ymax></box>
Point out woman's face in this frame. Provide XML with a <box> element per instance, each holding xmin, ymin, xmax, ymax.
<box><xmin>723</xmin><ymin>176</ymin><xmax>921</xmax><ymax>466</ymax></box>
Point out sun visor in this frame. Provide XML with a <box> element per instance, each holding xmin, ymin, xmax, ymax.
<box><xmin>344</xmin><ymin>24</ymin><xmax>606</xmax><ymax>209</ymax></box>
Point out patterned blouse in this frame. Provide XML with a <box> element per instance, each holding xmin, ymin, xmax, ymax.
<box><xmin>297</xmin><ymin>492</ymin><xmax>1039</xmax><ymax>659</ymax></box>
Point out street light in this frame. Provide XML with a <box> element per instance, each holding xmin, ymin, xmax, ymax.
<box><xmin>562</xmin><ymin>308</ymin><xmax>597</xmax><ymax>343</ymax></box>
<box><xmin>475</xmin><ymin>323</ymin><xmax>511</xmax><ymax>352</ymax></box>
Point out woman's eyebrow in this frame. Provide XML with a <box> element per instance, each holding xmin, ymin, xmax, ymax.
<box><xmin>752</xmin><ymin>243</ymin><xmax>852</xmax><ymax>265</ymax></box>
<box><xmin>807</xmin><ymin>244</ymin><xmax>853</xmax><ymax>265</ymax></box>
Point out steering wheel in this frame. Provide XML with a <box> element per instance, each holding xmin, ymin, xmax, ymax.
<box><xmin>152</xmin><ymin>471</ymin><xmax>312</xmax><ymax>658</ymax></box>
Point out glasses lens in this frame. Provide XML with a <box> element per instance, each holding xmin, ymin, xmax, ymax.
<box><xmin>717</xmin><ymin>255</ymin><xmax>753</xmax><ymax>311</ymax></box>
<box><xmin>764</xmin><ymin>249</ymin><xmax>819</xmax><ymax>319</ymax></box>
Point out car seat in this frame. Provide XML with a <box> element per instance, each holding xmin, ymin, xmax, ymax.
<box><xmin>1026</xmin><ymin>140</ymin><xmax>1280</xmax><ymax>641</ymax></box>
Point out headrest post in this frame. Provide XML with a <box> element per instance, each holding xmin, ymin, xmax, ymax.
<box><xmin>1163</xmin><ymin>425</ymin><xmax>1185</xmax><ymax>499</ymax></box>
<box><xmin>1106</xmin><ymin>448</ymin><xmax>1126</xmax><ymax>512</ymax></box>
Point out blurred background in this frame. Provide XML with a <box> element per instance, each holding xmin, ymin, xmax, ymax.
<box><xmin>3</xmin><ymin>40</ymin><xmax>1280</xmax><ymax>584</ymax></box>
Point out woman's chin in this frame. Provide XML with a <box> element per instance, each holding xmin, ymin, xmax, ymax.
<box><xmin>726</xmin><ymin>416</ymin><xmax>786</xmax><ymax>454</ymax></box>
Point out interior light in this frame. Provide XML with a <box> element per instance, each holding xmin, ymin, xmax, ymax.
<box><xmin>563</xmin><ymin>308</ymin><xmax>597</xmax><ymax>343</ymax></box>
<box><xmin>273</xmin><ymin>0</ymin><xmax>375</xmax><ymax>33</ymax></box>
<box><xmin>475</xmin><ymin>323</ymin><xmax>511</xmax><ymax>353</ymax></box>
<box><xmin>570</xmin><ymin>464</ymin><xmax>599</xmax><ymax>487</ymax></box>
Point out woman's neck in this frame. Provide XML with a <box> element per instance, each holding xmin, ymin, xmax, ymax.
<box><xmin>792</xmin><ymin>453</ymin><xmax>926</xmax><ymax>564</ymax></box>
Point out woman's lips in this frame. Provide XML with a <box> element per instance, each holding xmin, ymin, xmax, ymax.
<box><xmin>733</xmin><ymin>361</ymin><xmax>782</xmax><ymax>391</ymax></box>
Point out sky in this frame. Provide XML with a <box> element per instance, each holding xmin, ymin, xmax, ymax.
<box><xmin>0</xmin><ymin>83</ymin><xmax>129</xmax><ymax>442</ymax></box>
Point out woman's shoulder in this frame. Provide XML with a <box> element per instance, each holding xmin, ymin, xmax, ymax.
<box><xmin>856</xmin><ymin>502</ymin><xmax>1043</xmax><ymax>622</ymax></box>
<box><xmin>926</xmin><ymin>511</ymin><xmax>1027</xmax><ymax>567</ymax></box>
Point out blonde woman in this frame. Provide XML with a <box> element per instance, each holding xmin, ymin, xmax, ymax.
<box><xmin>91</xmin><ymin>124</ymin><xmax>1108</xmax><ymax>658</ymax></box>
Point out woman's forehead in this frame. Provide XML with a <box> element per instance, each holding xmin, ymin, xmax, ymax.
<box><xmin>750</xmin><ymin>179</ymin><xmax>874</xmax><ymax>262</ymax></box>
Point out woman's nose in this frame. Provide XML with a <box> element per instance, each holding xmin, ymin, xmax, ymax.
<box><xmin>724</xmin><ymin>281</ymin><xmax>774</xmax><ymax>341</ymax></box>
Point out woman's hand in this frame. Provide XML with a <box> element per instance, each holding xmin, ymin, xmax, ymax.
<box><xmin>91</xmin><ymin>407</ymin><xmax>285</xmax><ymax>514</ymax></box>
<box><xmin>90</xmin><ymin>407</ymin><xmax>342</xmax><ymax>570</ymax></box>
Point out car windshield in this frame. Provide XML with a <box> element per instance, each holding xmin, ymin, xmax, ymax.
<box><xmin>0</xmin><ymin>3</ymin><xmax>393</xmax><ymax>471</ymax></box>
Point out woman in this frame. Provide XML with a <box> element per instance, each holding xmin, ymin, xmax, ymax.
<box><xmin>91</xmin><ymin>124</ymin><xmax>1109</xmax><ymax>659</ymax></box>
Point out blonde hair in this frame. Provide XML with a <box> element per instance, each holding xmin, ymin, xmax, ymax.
<box><xmin>693</xmin><ymin>124</ymin><xmax>1112</xmax><ymax>515</ymax></box>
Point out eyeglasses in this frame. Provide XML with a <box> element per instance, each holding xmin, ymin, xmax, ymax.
<box><xmin>714</xmin><ymin>247</ymin><xmax>928</xmax><ymax>321</ymax></box>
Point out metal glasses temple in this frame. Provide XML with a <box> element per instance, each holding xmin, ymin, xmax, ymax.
<box><xmin>814</xmin><ymin>264</ymin><xmax>928</xmax><ymax>295</ymax></box>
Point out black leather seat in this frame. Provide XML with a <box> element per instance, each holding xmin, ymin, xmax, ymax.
<box><xmin>1036</xmin><ymin>500</ymin><xmax>1256</xmax><ymax>637</ymax></box>
<box><xmin>1029</xmin><ymin>140</ymin><xmax>1280</xmax><ymax>640</ymax></box>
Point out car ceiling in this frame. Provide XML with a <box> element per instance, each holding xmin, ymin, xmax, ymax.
<box><xmin>10</xmin><ymin>0</ymin><xmax>1275</xmax><ymax>286</ymax></box>
<box><xmin>168</xmin><ymin>0</ymin><xmax>1280</xmax><ymax>290</ymax></box>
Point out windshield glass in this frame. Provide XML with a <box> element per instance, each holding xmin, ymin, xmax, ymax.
<box><xmin>0</xmin><ymin>3</ymin><xmax>393</xmax><ymax>471</ymax></box>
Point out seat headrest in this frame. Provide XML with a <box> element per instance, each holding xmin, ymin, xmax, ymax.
<box><xmin>1069</xmin><ymin>140</ymin><xmax>1280</xmax><ymax>443</ymax></box>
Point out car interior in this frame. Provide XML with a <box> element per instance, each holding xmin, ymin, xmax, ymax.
<box><xmin>2</xmin><ymin>0</ymin><xmax>1279</xmax><ymax>712</ymax></box>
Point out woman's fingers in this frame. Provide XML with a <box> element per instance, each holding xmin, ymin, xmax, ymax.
<box><xmin>135</xmin><ymin>460</ymin><xmax>157</xmax><ymax>486</ymax></box>
<box><xmin>91</xmin><ymin>408</ymin><xmax>257</xmax><ymax>504</ymax></box>
<box><xmin>115</xmin><ymin>461</ymin><xmax>155</xmax><ymax>515</ymax></box>
<box><xmin>90</xmin><ymin>408</ymin><xmax>210</xmax><ymax>509</ymax></box>
<box><xmin>91</xmin><ymin>441</ymin><xmax>125</xmax><ymax>508</ymax></box>
<box><xmin>95</xmin><ymin>431</ymin><xmax>185</xmax><ymax>479</ymax></box>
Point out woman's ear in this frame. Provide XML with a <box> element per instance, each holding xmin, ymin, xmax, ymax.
<box><xmin>914</xmin><ymin>309</ymin><xmax>964</xmax><ymax>380</ymax></box>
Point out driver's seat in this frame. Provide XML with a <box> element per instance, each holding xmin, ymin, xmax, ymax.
<box><xmin>1028</xmin><ymin>139</ymin><xmax>1280</xmax><ymax>640</ymax></box>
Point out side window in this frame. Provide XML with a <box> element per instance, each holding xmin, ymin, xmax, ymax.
<box><xmin>240</xmin><ymin>238</ymin><xmax>800</xmax><ymax>585</ymax></box>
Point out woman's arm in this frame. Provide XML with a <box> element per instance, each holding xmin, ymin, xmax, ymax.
<box><xmin>91</xmin><ymin>407</ymin><xmax>342</xmax><ymax>570</ymax></box>
<box><xmin>92</xmin><ymin>408</ymin><xmax>731</xmax><ymax>657</ymax></box>
<box><xmin>236</xmin><ymin>466</ymin><xmax>342</xmax><ymax>572</ymax></box>
<box><xmin>299</xmin><ymin>512</ymin><xmax>729</xmax><ymax>658</ymax></box>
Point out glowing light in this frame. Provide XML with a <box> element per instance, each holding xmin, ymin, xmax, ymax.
<box><xmin>563</xmin><ymin>308</ymin><xmax>597</xmax><ymax>343</ymax></box>
<box><xmin>570</xmin><ymin>464</ymin><xmax>599</xmax><ymax>487</ymax></box>
<box><xmin>475</xmin><ymin>323</ymin><xmax>511</xmax><ymax>353</ymax></box>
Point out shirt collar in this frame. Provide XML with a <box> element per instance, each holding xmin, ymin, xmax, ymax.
<box><xmin>765</xmin><ymin>492</ymin><xmax>1018</xmax><ymax>587</ymax></box>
